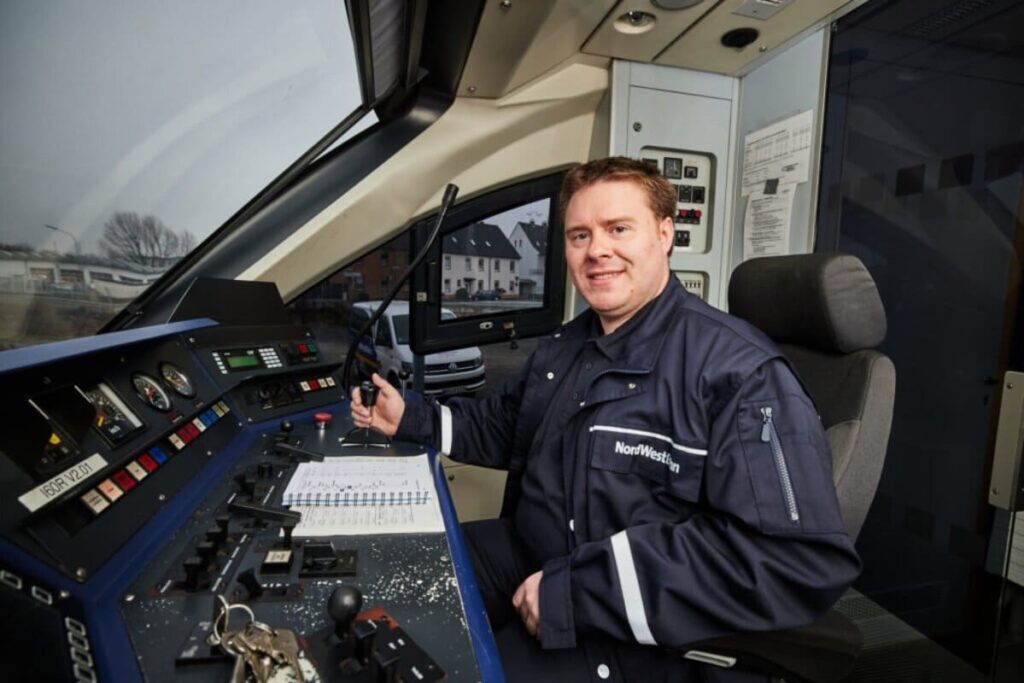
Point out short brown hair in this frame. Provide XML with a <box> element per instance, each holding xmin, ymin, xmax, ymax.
<box><xmin>559</xmin><ymin>156</ymin><xmax>677</xmax><ymax>222</ymax></box>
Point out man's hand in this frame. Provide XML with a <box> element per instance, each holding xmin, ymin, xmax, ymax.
<box><xmin>512</xmin><ymin>570</ymin><xmax>543</xmax><ymax>639</ymax></box>
<box><xmin>350</xmin><ymin>373</ymin><xmax>405</xmax><ymax>437</ymax></box>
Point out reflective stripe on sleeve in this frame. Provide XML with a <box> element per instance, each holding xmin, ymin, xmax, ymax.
<box><xmin>440</xmin><ymin>404</ymin><xmax>453</xmax><ymax>455</ymax></box>
<box><xmin>610</xmin><ymin>530</ymin><xmax>657</xmax><ymax>645</ymax></box>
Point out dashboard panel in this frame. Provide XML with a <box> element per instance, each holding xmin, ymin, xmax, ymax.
<box><xmin>0</xmin><ymin>313</ymin><xmax>498</xmax><ymax>682</ymax></box>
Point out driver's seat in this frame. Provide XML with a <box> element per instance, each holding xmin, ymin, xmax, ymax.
<box><xmin>681</xmin><ymin>253</ymin><xmax>895</xmax><ymax>682</ymax></box>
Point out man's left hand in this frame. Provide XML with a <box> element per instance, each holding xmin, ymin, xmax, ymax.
<box><xmin>512</xmin><ymin>570</ymin><xmax>543</xmax><ymax>639</ymax></box>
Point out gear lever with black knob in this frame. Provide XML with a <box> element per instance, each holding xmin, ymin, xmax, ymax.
<box><xmin>275</xmin><ymin>418</ymin><xmax>294</xmax><ymax>444</ymax></box>
<box><xmin>359</xmin><ymin>380</ymin><xmax>381</xmax><ymax>445</ymax></box>
<box><xmin>328</xmin><ymin>584</ymin><xmax>363</xmax><ymax>641</ymax></box>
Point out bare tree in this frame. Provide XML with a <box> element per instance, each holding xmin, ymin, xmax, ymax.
<box><xmin>100</xmin><ymin>212</ymin><xmax>192</xmax><ymax>266</ymax></box>
<box><xmin>179</xmin><ymin>229</ymin><xmax>197</xmax><ymax>254</ymax></box>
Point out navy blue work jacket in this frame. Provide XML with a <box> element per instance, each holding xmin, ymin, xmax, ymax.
<box><xmin>398</xmin><ymin>277</ymin><xmax>861</xmax><ymax>654</ymax></box>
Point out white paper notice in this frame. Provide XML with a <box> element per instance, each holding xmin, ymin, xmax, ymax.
<box><xmin>741</xmin><ymin>110</ymin><xmax>814</xmax><ymax>196</ymax></box>
<box><xmin>743</xmin><ymin>184</ymin><xmax>797</xmax><ymax>260</ymax></box>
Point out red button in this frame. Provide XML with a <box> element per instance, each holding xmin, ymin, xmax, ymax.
<box><xmin>112</xmin><ymin>470</ymin><xmax>137</xmax><ymax>492</ymax></box>
<box><xmin>299</xmin><ymin>343</ymin><xmax>308</xmax><ymax>354</ymax></box>
<box><xmin>138</xmin><ymin>454</ymin><xmax>159</xmax><ymax>472</ymax></box>
<box><xmin>314</xmin><ymin>412</ymin><xmax>333</xmax><ymax>429</ymax></box>
<box><xmin>309</xmin><ymin>379</ymin><xmax>320</xmax><ymax>390</ymax></box>
<box><xmin>177</xmin><ymin>427</ymin><xmax>194</xmax><ymax>444</ymax></box>
<box><xmin>695</xmin><ymin>210</ymin><xmax>702</xmax><ymax>218</ymax></box>
<box><xmin>185</xmin><ymin>423</ymin><xmax>201</xmax><ymax>440</ymax></box>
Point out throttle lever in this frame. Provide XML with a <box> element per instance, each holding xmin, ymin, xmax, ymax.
<box><xmin>360</xmin><ymin>380</ymin><xmax>379</xmax><ymax>408</ymax></box>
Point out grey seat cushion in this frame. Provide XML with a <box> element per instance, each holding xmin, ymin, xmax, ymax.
<box><xmin>782</xmin><ymin>344</ymin><xmax>895</xmax><ymax>540</ymax></box>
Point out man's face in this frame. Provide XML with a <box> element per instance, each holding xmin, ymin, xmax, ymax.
<box><xmin>564</xmin><ymin>180</ymin><xmax>674</xmax><ymax>334</ymax></box>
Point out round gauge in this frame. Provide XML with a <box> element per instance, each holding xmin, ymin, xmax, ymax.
<box><xmin>132</xmin><ymin>373</ymin><xmax>172</xmax><ymax>412</ymax></box>
<box><xmin>160</xmin><ymin>362</ymin><xmax>196</xmax><ymax>398</ymax></box>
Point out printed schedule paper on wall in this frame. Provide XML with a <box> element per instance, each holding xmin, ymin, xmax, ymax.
<box><xmin>283</xmin><ymin>453</ymin><xmax>445</xmax><ymax>535</ymax></box>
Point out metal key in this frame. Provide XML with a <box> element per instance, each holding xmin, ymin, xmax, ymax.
<box><xmin>240</xmin><ymin>623</ymin><xmax>304</xmax><ymax>683</ymax></box>
<box><xmin>221</xmin><ymin>630</ymin><xmax>252</xmax><ymax>683</ymax></box>
<box><xmin>223</xmin><ymin>624</ymin><xmax>273</xmax><ymax>683</ymax></box>
<box><xmin>228</xmin><ymin>646</ymin><xmax>248</xmax><ymax>683</ymax></box>
<box><xmin>268</xmin><ymin>628</ymin><xmax>305</xmax><ymax>683</ymax></box>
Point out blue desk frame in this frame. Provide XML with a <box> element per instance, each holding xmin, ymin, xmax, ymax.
<box><xmin>0</xmin><ymin>319</ymin><xmax>504</xmax><ymax>682</ymax></box>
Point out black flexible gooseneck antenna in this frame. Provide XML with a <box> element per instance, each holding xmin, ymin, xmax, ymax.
<box><xmin>340</xmin><ymin>183</ymin><xmax>459</xmax><ymax>399</ymax></box>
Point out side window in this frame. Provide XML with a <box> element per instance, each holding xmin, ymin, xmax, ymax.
<box><xmin>288</xmin><ymin>192</ymin><xmax>556</xmax><ymax>399</ymax></box>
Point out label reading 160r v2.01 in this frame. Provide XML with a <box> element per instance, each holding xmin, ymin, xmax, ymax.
<box><xmin>17</xmin><ymin>454</ymin><xmax>109</xmax><ymax>513</ymax></box>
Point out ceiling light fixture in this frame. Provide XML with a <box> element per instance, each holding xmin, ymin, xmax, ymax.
<box><xmin>614</xmin><ymin>10</ymin><xmax>658</xmax><ymax>35</ymax></box>
<box><xmin>650</xmin><ymin>0</ymin><xmax>705</xmax><ymax>10</ymax></box>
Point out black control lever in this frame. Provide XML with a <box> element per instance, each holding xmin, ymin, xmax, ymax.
<box><xmin>328</xmin><ymin>584</ymin><xmax>364</xmax><ymax>641</ymax></box>
<box><xmin>275</xmin><ymin>419</ymin><xmax>294</xmax><ymax>444</ymax></box>
<box><xmin>273</xmin><ymin>441</ymin><xmax>325</xmax><ymax>462</ymax></box>
<box><xmin>360</xmin><ymin>380</ymin><xmax>379</xmax><ymax>408</ymax></box>
<box><xmin>228</xmin><ymin>499</ymin><xmax>302</xmax><ymax>526</ymax></box>
<box><xmin>359</xmin><ymin>380</ymin><xmax>381</xmax><ymax>445</ymax></box>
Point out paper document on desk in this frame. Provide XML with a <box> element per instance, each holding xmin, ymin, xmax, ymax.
<box><xmin>284</xmin><ymin>453</ymin><xmax>445</xmax><ymax>535</ymax></box>
<box><xmin>290</xmin><ymin>500</ymin><xmax>444</xmax><ymax>536</ymax></box>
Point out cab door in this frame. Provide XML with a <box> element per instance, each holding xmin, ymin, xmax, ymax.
<box><xmin>818</xmin><ymin>1</ymin><xmax>1024</xmax><ymax>679</ymax></box>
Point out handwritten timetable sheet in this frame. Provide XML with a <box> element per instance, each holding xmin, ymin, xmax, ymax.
<box><xmin>283</xmin><ymin>454</ymin><xmax>444</xmax><ymax>535</ymax></box>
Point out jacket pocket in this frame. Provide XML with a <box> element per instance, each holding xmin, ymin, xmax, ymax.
<box><xmin>588</xmin><ymin>425</ymin><xmax>707</xmax><ymax>503</ymax></box>
<box><xmin>738</xmin><ymin>397</ymin><xmax>845</xmax><ymax>534</ymax></box>
<box><xmin>760</xmin><ymin>406</ymin><xmax>800</xmax><ymax>524</ymax></box>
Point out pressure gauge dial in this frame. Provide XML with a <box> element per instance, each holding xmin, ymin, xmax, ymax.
<box><xmin>160</xmin><ymin>362</ymin><xmax>196</xmax><ymax>398</ymax></box>
<box><xmin>132</xmin><ymin>373</ymin><xmax>172</xmax><ymax>412</ymax></box>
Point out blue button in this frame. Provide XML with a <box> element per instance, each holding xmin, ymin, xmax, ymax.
<box><xmin>149</xmin><ymin>447</ymin><xmax>168</xmax><ymax>464</ymax></box>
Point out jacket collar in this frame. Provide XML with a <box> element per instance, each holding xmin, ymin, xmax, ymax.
<box><xmin>554</xmin><ymin>276</ymin><xmax>687</xmax><ymax>375</ymax></box>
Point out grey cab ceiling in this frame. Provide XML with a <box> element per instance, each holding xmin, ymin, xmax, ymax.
<box><xmin>458</xmin><ymin>0</ymin><xmax>865</xmax><ymax>99</ymax></box>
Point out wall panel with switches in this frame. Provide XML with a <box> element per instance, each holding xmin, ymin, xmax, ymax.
<box><xmin>611</xmin><ymin>61</ymin><xmax>739</xmax><ymax>309</ymax></box>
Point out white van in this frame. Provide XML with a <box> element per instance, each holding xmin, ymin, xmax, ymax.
<box><xmin>348</xmin><ymin>300</ymin><xmax>485</xmax><ymax>397</ymax></box>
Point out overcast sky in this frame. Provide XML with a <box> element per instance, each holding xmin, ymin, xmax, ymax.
<box><xmin>0</xmin><ymin>1</ymin><xmax>365</xmax><ymax>255</ymax></box>
<box><xmin>486</xmin><ymin>198</ymin><xmax>550</xmax><ymax>238</ymax></box>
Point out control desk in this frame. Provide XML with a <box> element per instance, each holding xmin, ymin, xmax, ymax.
<box><xmin>0</xmin><ymin>313</ymin><xmax>500</xmax><ymax>682</ymax></box>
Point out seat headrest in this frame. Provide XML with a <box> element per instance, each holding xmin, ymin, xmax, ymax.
<box><xmin>728</xmin><ymin>254</ymin><xmax>886</xmax><ymax>354</ymax></box>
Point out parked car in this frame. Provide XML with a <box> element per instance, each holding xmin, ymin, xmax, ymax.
<box><xmin>470</xmin><ymin>288</ymin><xmax>503</xmax><ymax>301</ymax></box>
<box><xmin>348</xmin><ymin>301</ymin><xmax>485</xmax><ymax>396</ymax></box>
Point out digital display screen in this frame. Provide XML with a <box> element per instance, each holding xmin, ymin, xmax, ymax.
<box><xmin>438</xmin><ymin>198</ymin><xmax>549</xmax><ymax>323</ymax></box>
<box><xmin>226</xmin><ymin>354</ymin><xmax>261</xmax><ymax>369</ymax></box>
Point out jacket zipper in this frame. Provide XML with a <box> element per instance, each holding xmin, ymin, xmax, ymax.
<box><xmin>760</xmin><ymin>407</ymin><xmax>800</xmax><ymax>524</ymax></box>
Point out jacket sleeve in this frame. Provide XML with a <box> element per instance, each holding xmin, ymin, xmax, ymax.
<box><xmin>537</xmin><ymin>358</ymin><xmax>862</xmax><ymax>649</ymax></box>
<box><xmin>395</xmin><ymin>352</ymin><xmax>534</xmax><ymax>470</ymax></box>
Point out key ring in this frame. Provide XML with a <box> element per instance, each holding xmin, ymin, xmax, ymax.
<box><xmin>211</xmin><ymin>595</ymin><xmax>256</xmax><ymax>645</ymax></box>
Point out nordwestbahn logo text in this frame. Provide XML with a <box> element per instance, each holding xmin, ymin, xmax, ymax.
<box><xmin>614</xmin><ymin>440</ymin><xmax>679</xmax><ymax>473</ymax></box>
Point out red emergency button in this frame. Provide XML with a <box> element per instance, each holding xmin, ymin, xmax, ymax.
<box><xmin>314</xmin><ymin>412</ymin><xmax>333</xmax><ymax>430</ymax></box>
<box><xmin>694</xmin><ymin>209</ymin><xmax>702</xmax><ymax>218</ymax></box>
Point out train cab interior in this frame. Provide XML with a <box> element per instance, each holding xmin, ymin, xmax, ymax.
<box><xmin>2</xmin><ymin>1</ymin><xmax>1024</xmax><ymax>681</ymax></box>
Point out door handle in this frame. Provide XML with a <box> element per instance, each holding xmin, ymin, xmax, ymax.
<box><xmin>989</xmin><ymin>371</ymin><xmax>1024</xmax><ymax>511</ymax></box>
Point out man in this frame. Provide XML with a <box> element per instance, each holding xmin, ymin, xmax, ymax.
<box><xmin>351</xmin><ymin>157</ymin><xmax>860</xmax><ymax>681</ymax></box>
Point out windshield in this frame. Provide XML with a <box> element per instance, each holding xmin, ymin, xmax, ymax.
<box><xmin>0</xmin><ymin>1</ymin><xmax>373</xmax><ymax>350</ymax></box>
